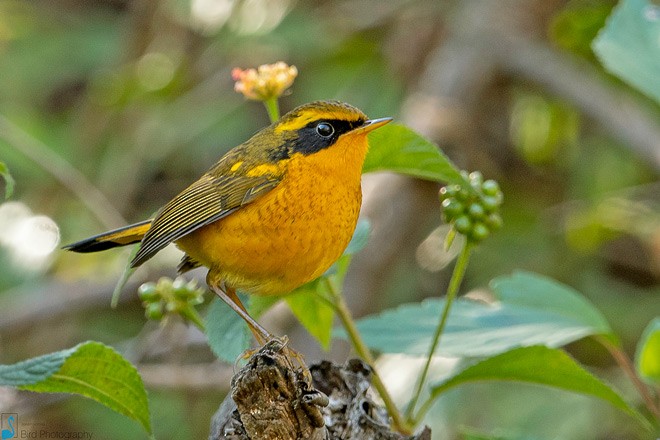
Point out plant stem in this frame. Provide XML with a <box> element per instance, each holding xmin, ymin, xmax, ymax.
<box><xmin>325</xmin><ymin>277</ymin><xmax>411</xmax><ymax>434</ymax></box>
<box><xmin>181</xmin><ymin>306</ymin><xmax>206</xmax><ymax>333</ymax></box>
<box><xmin>597</xmin><ymin>335</ymin><xmax>659</xmax><ymax>419</ymax></box>
<box><xmin>263</xmin><ymin>98</ymin><xmax>280</xmax><ymax>123</ymax></box>
<box><xmin>406</xmin><ymin>242</ymin><xmax>472</xmax><ymax>423</ymax></box>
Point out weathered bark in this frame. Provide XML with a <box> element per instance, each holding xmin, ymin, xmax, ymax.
<box><xmin>209</xmin><ymin>340</ymin><xmax>431</xmax><ymax>440</ymax></box>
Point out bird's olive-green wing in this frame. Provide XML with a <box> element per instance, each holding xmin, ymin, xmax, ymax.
<box><xmin>130</xmin><ymin>171</ymin><xmax>280</xmax><ymax>267</ymax></box>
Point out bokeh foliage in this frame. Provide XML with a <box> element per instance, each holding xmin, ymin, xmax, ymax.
<box><xmin>1</xmin><ymin>1</ymin><xmax>658</xmax><ymax>439</ymax></box>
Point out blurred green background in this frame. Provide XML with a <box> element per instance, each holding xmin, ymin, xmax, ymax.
<box><xmin>0</xmin><ymin>0</ymin><xmax>658</xmax><ymax>439</ymax></box>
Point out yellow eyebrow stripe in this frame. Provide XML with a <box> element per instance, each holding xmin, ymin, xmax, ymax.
<box><xmin>275</xmin><ymin>114</ymin><xmax>316</xmax><ymax>132</ymax></box>
<box><xmin>274</xmin><ymin>110</ymin><xmax>363</xmax><ymax>133</ymax></box>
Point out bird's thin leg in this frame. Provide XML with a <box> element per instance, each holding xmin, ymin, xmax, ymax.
<box><xmin>209</xmin><ymin>283</ymin><xmax>273</xmax><ymax>345</ymax></box>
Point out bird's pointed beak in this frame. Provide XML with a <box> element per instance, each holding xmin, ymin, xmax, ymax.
<box><xmin>354</xmin><ymin>117</ymin><xmax>393</xmax><ymax>134</ymax></box>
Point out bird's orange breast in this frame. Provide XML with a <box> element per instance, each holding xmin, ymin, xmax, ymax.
<box><xmin>175</xmin><ymin>133</ymin><xmax>368</xmax><ymax>295</ymax></box>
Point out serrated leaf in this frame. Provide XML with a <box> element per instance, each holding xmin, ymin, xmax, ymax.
<box><xmin>349</xmin><ymin>271</ymin><xmax>616</xmax><ymax>357</ymax></box>
<box><xmin>430</xmin><ymin>346</ymin><xmax>647</xmax><ymax>428</ymax></box>
<box><xmin>593</xmin><ymin>0</ymin><xmax>660</xmax><ymax>103</ymax></box>
<box><xmin>0</xmin><ymin>341</ymin><xmax>151</xmax><ymax>434</ymax></box>
<box><xmin>205</xmin><ymin>297</ymin><xmax>251</xmax><ymax>363</ymax></box>
<box><xmin>285</xmin><ymin>279</ymin><xmax>334</xmax><ymax>350</ymax></box>
<box><xmin>635</xmin><ymin>317</ymin><xmax>660</xmax><ymax>385</ymax></box>
<box><xmin>365</xmin><ymin>123</ymin><xmax>464</xmax><ymax>184</ymax></box>
<box><xmin>0</xmin><ymin>161</ymin><xmax>15</xmax><ymax>199</ymax></box>
<box><xmin>0</xmin><ymin>346</ymin><xmax>76</xmax><ymax>386</ymax></box>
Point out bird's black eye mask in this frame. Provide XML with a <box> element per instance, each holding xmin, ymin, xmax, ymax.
<box><xmin>269</xmin><ymin>118</ymin><xmax>366</xmax><ymax>161</ymax></box>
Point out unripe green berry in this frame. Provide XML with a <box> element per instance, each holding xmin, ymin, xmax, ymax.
<box><xmin>470</xmin><ymin>222</ymin><xmax>490</xmax><ymax>242</ymax></box>
<box><xmin>138</xmin><ymin>282</ymin><xmax>159</xmax><ymax>302</ymax></box>
<box><xmin>469</xmin><ymin>171</ymin><xmax>483</xmax><ymax>188</ymax></box>
<box><xmin>156</xmin><ymin>277</ymin><xmax>173</xmax><ymax>288</ymax></box>
<box><xmin>165</xmin><ymin>301</ymin><xmax>180</xmax><ymax>313</ymax></box>
<box><xmin>482</xmin><ymin>195</ymin><xmax>502</xmax><ymax>212</ymax></box>
<box><xmin>454</xmin><ymin>215</ymin><xmax>472</xmax><ymax>235</ymax></box>
<box><xmin>481</xmin><ymin>179</ymin><xmax>500</xmax><ymax>196</ymax></box>
<box><xmin>188</xmin><ymin>295</ymin><xmax>204</xmax><ymax>306</ymax></box>
<box><xmin>445</xmin><ymin>185</ymin><xmax>461</xmax><ymax>197</ymax></box>
<box><xmin>172</xmin><ymin>277</ymin><xmax>187</xmax><ymax>289</ymax></box>
<box><xmin>457</xmin><ymin>187</ymin><xmax>471</xmax><ymax>202</ymax></box>
<box><xmin>467</xmin><ymin>203</ymin><xmax>485</xmax><ymax>219</ymax></box>
<box><xmin>145</xmin><ymin>302</ymin><xmax>164</xmax><ymax>320</ymax></box>
<box><xmin>442</xmin><ymin>198</ymin><xmax>464</xmax><ymax>219</ymax></box>
<box><xmin>445</xmin><ymin>171</ymin><xmax>503</xmax><ymax>241</ymax></box>
<box><xmin>439</xmin><ymin>186</ymin><xmax>451</xmax><ymax>201</ymax></box>
<box><xmin>172</xmin><ymin>279</ymin><xmax>192</xmax><ymax>300</ymax></box>
<box><xmin>485</xmin><ymin>213</ymin><xmax>503</xmax><ymax>230</ymax></box>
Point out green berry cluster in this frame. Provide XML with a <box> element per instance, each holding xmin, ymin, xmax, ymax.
<box><xmin>138</xmin><ymin>277</ymin><xmax>205</xmax><ymax>325</ymax></box>
<box><xmin>439</xmin><ymin>171</ymin><xmax>503</xmax><ymax>242</ymax></box>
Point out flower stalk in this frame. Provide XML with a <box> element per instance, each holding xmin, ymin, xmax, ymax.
<box><xmin>406</xmin><ymin>242</ymin><xmax>472</xmax><ymax>423</ymax></box>
<box><xmin>324</xmin><ymin>277</ymin><xmax>412</xmax><ymax>435</ymax></box>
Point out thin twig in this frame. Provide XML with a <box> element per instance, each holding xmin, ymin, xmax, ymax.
<box><xmin>597</xmin><ymin>335</ymin><xmax>660</xmax><ymax>420</ymax></box>
<box><xmin>0</xmin><ymin>114</ymin><xmax>126</xmax><ymax>228</ymax></box>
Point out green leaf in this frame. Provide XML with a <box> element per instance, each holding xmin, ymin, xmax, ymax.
<box><xmin>549</xmin><ymin>2</ymin><xmax>613</xmax><ymax>59</ymax></box>
<box><xmin>593</xmin><ymin>0</ymin><xmax>660</xmax><ymax>103</ymax></box>
<box><xmin>490</xmin><ymin>271</ymin><xmax>614</xmax><ymax>341</ymax></box>
<box><xmin>344</xmin><ymin>218</ymin><xmax>371</xmax><ymax>256</ymax></box>
<box><xmin>349</xmin><ymin>271</ymin><xmax>616</xmax><ymax>357</ymax></box>
<box><xmin>365</xmin><ymin>123</ymin><xmax>464</xmax><ymax>184</ymax></box>
<box><xmin>205</xmin><ymin>297</ymin><xmax>251</xmax><ymax>363</ymax></box>
<box><xmin>285</xmin><ymin>279</ymin><xmax>335</xmax><ymax>350</ymax></box>
<box><xmin>429</xmin><ymin>346</ymin><xmax>647</xmax><ymax>427</ymax></box>
<box><xmin>0</xmin><ymin>161</ymin><xmax>15</xmax><ymax>199</ymax></box>
<box><xmin>0</xmin><ymin>341</ymin><xmax>151</xmax><ymax>434</ymax></box>
<box><xmin>0</xmin><ymin>347</ymin><xmax>76</xmax><ymax>386</ymax></box>
<box><xmin>249</xmin><ymin>295</ymin><xmax>281</xmax><ymax>319</ymax></box>
<box><xmin>635</xmin><ymin>317</ymin><xmax>660</xmax><ymax>385</ymax></box>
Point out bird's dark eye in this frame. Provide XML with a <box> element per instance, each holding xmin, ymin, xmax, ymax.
<box><xmin>316</xmin><ymin>122</ymin><xmax>334</xmax><ymax>138</ymax></box>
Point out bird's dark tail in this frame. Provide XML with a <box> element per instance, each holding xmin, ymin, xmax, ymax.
<box><xmin>63</xmin><ymin>219</ymin><xmax>152</xmax><ymax>253</ymax></box>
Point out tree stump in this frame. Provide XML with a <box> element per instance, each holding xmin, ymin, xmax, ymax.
<box><xmin>209</xmin><ymin>340</ymin><xmax>431</xmax><ymax>440</ymax></box>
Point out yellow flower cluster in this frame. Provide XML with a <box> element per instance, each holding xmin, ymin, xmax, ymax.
<box><xmin>232</xmin><ymin>62</ymin><xmax>298</xmax><ymax>101</ymax></box>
